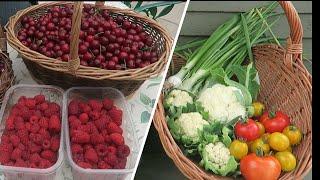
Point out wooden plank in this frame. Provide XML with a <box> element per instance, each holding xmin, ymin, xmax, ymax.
<box><xmin>180</xmin><ymin>12</ymin><xmax>312</xmax><ymax>38</ymax></box>
<box><xmin>177</xmin><ymin>36</ymin><xmax>312</xmax><ymax>59</ymax></box>
<box><xmin>187</xmin><ymin>1</ymin><xmax>312</xmax><ymax>13</ymax></box>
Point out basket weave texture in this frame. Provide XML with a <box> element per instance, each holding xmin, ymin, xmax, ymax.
<box><xmin>153</xmin><ymin>1</ymin><xmax>312</xmax><ymax>180</ymax></box>
<box><xmin>6</xmin><ymin>1</ymin><xmax>172</xmax><ymax>96</ymax></box>
<box><xmin>0</xmin><ymin>51</ymin><xmax>15</xmax><ymax>104</ymax></box>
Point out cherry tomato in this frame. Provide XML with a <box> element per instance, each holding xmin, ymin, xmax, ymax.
<box><xmin>240</xmin><ymin>153</ymin><xmax>281</xmax><ymax>180</ymax></box>
<box><xmin>283</xmin><ymin>125</ymin><xmax>302</xmax><ymax>145</ymax></box>
<box><xmin>229</xmin><ymin>140</ymin><xmax>248</xmax><ymax>160</ymax></box>
<box><xmin>250</xmin><ymin>137</ymin><xmax>270</xmax><ymax>155</ymax></box>
<box><xmin>252</xmin><ymin>101</ymin><xmax>265</xmax><ymax>117</ymax></box>
<box><xmin>255</xmin><ymin>121</ymin><xmax>265</xmax><ymax>137</ymax></box>
<box><xmin>260</xmin><ymin>111</ymin><xmax>290</xmax><ymax>133</ymax></box>
<box><xmin>235</xmin><ymin>119</ymin><xmax>260</xmax><ymax>141</ymax></box>
<box><xmin>275</xmin><ymin>151</ymin><xmax>296</xmax><ymax>172</ymax></box>
<box><xmin>269</xmin><ymin>132</ymin><xmax>290</xmax><ymax>151</ymax></box>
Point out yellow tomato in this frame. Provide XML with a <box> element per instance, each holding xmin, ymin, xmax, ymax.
<box><xmin>252</xmin><ymin>101</ymin><xmax>265</xmax><ymax>117</ymax></box>
<box><xmin>275</xmin><ymin>151</ymin><xmax>297</xmax><ymax>172</ymax></box>
<box><xmin>229</xmin><ymin>140</ymin><xmax>248</xmax><ymax>160</ymax></box>
<box><xmin>283</xmin><ymin>125</ymin><xmax>302</xmax><ymax>145</ymax></box>
<box><xmin>256</xmin><ymin>121</ymin><xmax>265</xmax><ymax>136</ymax></box>
<box><xmin>250</xmin><ymin>138</ymin><xmax>270</xmax><ymax>155</ymax></box>
<box><xmin>269</xmin><ymin>132</ymin><xmax>290</xmax><ymax>151</ymax></box>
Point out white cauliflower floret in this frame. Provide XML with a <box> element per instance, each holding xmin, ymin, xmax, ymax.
<box><xmin>175</xmin><ymin>112</ymin><xmax>209</xmax><ymax>143</ymax></box>
<box><xmin>204</xmin><ymin>142</ymin><xmax>230</xmax><ymax>168</ymax></box>
<box><xmin>166</xmin><ymin>89</ymin><xmax>193</xmax><ymax>107</ymax></box>
<box><xmin>197</xmin><ymin>84</ymin><xmax>246</xmax><ymax>123</ymax></box>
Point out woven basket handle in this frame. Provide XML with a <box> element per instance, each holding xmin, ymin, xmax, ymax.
<box><xmin>68</xmin><ymin>1</ymin><xmax>105</xmax><ymax>73</ymax></box>
<box><xmin>278</xmin><ymin>1</ymin><xmax>303</xmax><ymax>65</ymax></box>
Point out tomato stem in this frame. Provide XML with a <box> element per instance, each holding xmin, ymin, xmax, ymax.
<box><xmin>255</xmin><ymin>147</ymin><xmax>264</xmax><ymax>157</ymax></box>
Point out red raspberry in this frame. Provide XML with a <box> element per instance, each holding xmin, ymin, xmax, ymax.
<box><xmin>88</xmin><ymin>99</ymin><xmax>103</xmax><ymax>111</ymax></box>
<box><xmin>14</xmin><ymin>116</ymin><xmax>25</xmax><ymax>130</ymax></box>
<box><xmin>104</xmin><ymin>153</ymin><xmax>118</xmax><ymax>166</ymax></box>
<box><xmin>41</xmin><ymin>150</ymin><xmax>56</xmax><ymax>162</ymax></box>
<box><xmin>9</xmin><ymin>135</ymin><xmax>20</xmax><ymax>147</ymax></box>
<box><xmin>25</xmin><ymin>122</ymin><xmax>31</xmax><ymax>131</ymax></box>
<box><xmin>79</xmin><ymin>113</ymin><xmax>89</xmax><ymax>124</ymax></box>
<box><xmin>1</xmin><ymin>135</ymin><xmax>11</xmax><ymax>144</ymax></box>
<box><xmin>39</xmin><ymin>159</ymin><xmax>51</xmax><ymax>168</ymax></box>
<box><xmin>39</xmin><ymin>117</ymin><xmax>49</xmax><ymax>129</ymax></box>
<box><xmin>5</xmin><ymin>116</ymin><xmax>15</xmax><ymax>130</ymax></box>
<box><xmin>40</xmin><ymin>102</ymin><xmax>49</xmax><ymax>111</ymax></box>
<box><xmin>106</xmin><ymin>146</ymin><xmax>117</xmax><ymax>155</ymax></box>
<box><xmin>0</xmin><ymin>142</ymin><xmax>13</xmax><ymax>153</ymax></box>
<box><xmin>49</xmin><ymin>115</ymin><xmax>61</xmax><ymax>132</ymax></box>
<box><xmin>73</xmin><ymin>153</ymin><xmax>85</xmax><ymax>163</ymax></box>
<box><xmin>18</xmin><ymin>96</ymin><xmax>27</xmax><ymax>104</ymax></box>
<box><xmin>11</xmin><ymin>148</ymin><xmax>22</xmax><ymax>160</ymax></box>
<box><xmin>48</xmin><ymin>102</ymin><xmax>60</xmax><ymax>112</ymax></box>
<box><xmin>29</xmin><ymin>115</ymin><xmax>39</xmax><ymax>124</ymax></box>
<box><xmin>68</xmin><ymin>115</ymin><xmax>78</xmax><ymax>123</ymax></box>
<box><xmin>84</xmin><ymin>148</ymin><xmax>98</xmax><ymax>163</ymax></box>
<box><xmin>21</xmin><ymin>150</ymin><xmax>30</xmax><ymax>161</ymax></box>
<box><xmin>68</xmin><ymin>100</ymin><xmax>80</xmax><ymax>115</ymax></box>
<box><xmin>17</xmin><ymin>130</ymin><xmax>29</xmax><ymax>145</ymax></box>
<box><xmin>89</xmin><ymin>110</ymin><xmax>101</xmax><ymax>120</ymax></box>
<box><xmin>95</xmin><ymin>144</ymin><xmax>107</xmax><ymax>157</ymax></box>
<box><xmin>34</xmin><ymin>110</ymin><xmax>43</xmax><ymax>119</ymax></box>
<box><xmin>30</xmin><ymin>123</ymin><xmax>41</xmax><ymax>133</ymax></box>
<box><xmin>44</xmin><ymin>109</ymin><xmax>56</xmax><ymax>118</ymax></box>
<box><xmin>15</xmin><ymin>158</ymin><xmax>27</xmax><ymax>167</ymax></box>
<box><xmin>29</xmin><ymin>142</ymin><xmax>41</xmax><ymax>153</ymax></box>
<box><xmin>25</xmin><ymin>98</ymin><xmax>36</xmax><ymax>109</ymax></box>
<box><xmin>94</xmin><ymin>118</ymin><xmax>108</xmax><ymax>131</ymax></box>
<box><xmin>107</xmin><ymin>122</ymin><xmax>123</xmax><ymax>134</ymax></box>
<box><xmin>79</xmin><ymin>103</ymin><xmax>92</xmax><ymax>114</ymax></box>
<box><xmin>90</xmin><ymin>133</ymin><xmax>104</xmax><ymax>145</ymax></box>
<box><xmin>50</xmin><ymin>136</ymin><xmax>60</xmax><ymax>152</ymax></box>
<box><xmin>71</xmin><ymin>130</ymin><xmax>90</xmax><ymax>144</ymax></box>
<box><xmin>114</xmin><ymin>157</ymin><xmax>127</xmax><ymax>169</ymax></box>
<box><xmin>108</xmin><ymin>107</ymin><xmax>123</xmax><ymax>126</ymax></box>
<box><xmin>86</xmin><ymin>122</ymin><xmax>99</xmax><ymax>134</ymax></box>
<box><xmin>78</xmin><ymin>161</ymin><xmax>92</xmax><ymax>169</ymax></box>
<box><xmin>69</xmin><ymin>117</ymin><xmax>82</xmax><ymax>129</ymax></box>
<box><xmin>42</xmin><ymin>139</ymin><xmax>51</xmax><ymax>150</ymax></box>
<box><xmin>34</xmin><ymin>94</ymin><xmax>46</xmax><ymax>104</ymax></box>
<box><xmin>5</xmin><ymin>161</ymin><xmax>14</xmax><ymax>166</ymax></box>
<box><xmin>117</xmin><ymin>145</ymin><xmax>130</xmax><ymax>158</ymax></box>
<box><xmin>30</xmin><ymin>153</ymin><xmax>41</xmax><ymax>164</ymax></box>
<box><xmin>98</xmin><ymin>160</ymin><xmax>111</xmax><ymax>169</ymax></box>
<box><xmin>20</xmin><ymin>107</ymin><xmax>32</xmax><ymax>120</ymax></box>
<box><xmin>0</xmin><ymin>152</ymin><xmax>11</xmax><ymax>164</ymax></box>
<box><xmin>71</xmin><ymin>143</ymin><xmax>83</xmax><ymax>154</ymax></box>
<box><xmin>30</xmin><ymin>162</ymin><xmax>38</xmax><ymax>168</ymax></box>
<box><xmin>110</xmin><ymin>133</ymin><xmax>124</xmax><ymax>146</ymax></box>
<box><xmin>104</xmin><ymin>135</ymin><xmax>112</xmax><ymax>144</ymax></box>
<box><xmin>38</xmin><ymin>128</ymin><xmax>51</xmax><ymax>140</ymax></box>
<box><xmin>103</xmin><ymin>98</ymin><xmax>113</xmax><ymax>110</ymax></box>
<box><xmin>83</xmin><ymin>144</ymin><xmax>93</xmax><ymax>151</ymax></box>
<box><xmin>17</xmin><ymin>143</ymin><xmax>25</xmax><ymax>151</ymax></box>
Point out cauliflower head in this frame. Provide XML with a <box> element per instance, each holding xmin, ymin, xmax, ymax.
<box><xmin>200</xmin><ymin>142</ymin><xmax>237</xmax><ymax>176</ymax></box>
<box><xmin>197</xmin><ymin>84</ymin><xmax>246</xmax><ymax>123</ymax></box>
<box><xmin>175</xmin><ymin>112</ymin><xmax>209</xmax><ymax>144</ymax></box>
<box><xmin>166</xmin><ymin>89</ymin><xmax>193</xmax><ymax>107</ymax></box>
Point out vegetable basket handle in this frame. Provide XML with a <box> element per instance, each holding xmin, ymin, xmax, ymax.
<box><xmin>278</xmin><ymin>1</ymin><xmax>303</xmax><ymax>67</ymax></box>
<box><xmin>68</xmin><ymin>1</ymin><xmax>105</xmax><ymax>73</ymax></box>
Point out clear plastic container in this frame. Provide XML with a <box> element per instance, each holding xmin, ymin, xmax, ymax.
<box><xmin>64</xmin><ymin>87</ymin><xmax>139</xmax><ymax>180</ymax></box>
<box><xmin>0</xmin><ymin>84</ymin><xmax>65</xmax><ymax>180</ymax></box>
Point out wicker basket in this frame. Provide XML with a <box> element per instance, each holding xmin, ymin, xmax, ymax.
<box><xmin>5</xmin><ymin>1</ymin><xmax>172</xmax><ymax>96</ymax></box>
<box><xmin>153</xmin><ymin>1</ymin><xmax>312</xmax><ymax>179</ymax></box>
<box><xmin>0</xmin><ymin>51</ymin><xmax>15</xmax><ymax>104</ymax></box>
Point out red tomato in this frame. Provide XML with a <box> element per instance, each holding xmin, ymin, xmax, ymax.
<box><xmin>235</xmin><ymin>119</ymin><xmax>260</xmax><ymax>141</ymax></box>
<box><xmin>259</xmin><ymin>111</ymin><xmax>290</xmax><ymax>133</ymax></box>
<box><xmin>240</xmin><ymin>153</ymin><xmax>281</xmax><ymax>180</ymax></box>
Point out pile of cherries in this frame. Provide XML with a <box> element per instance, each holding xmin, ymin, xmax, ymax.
<box><xmin>17</xmin><ymin>4</ymin><xmax>159</xmax><ymax>70</ymax></box>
